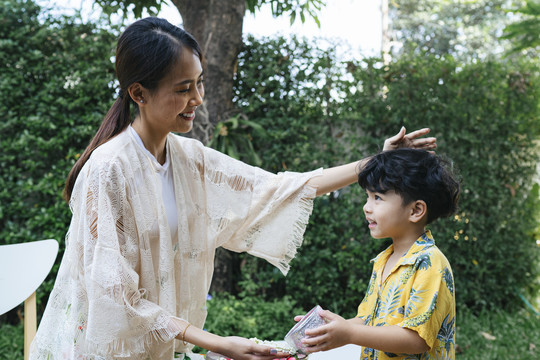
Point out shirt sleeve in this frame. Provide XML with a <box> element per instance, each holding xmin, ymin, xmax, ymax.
<box><xmin>78</xmin><ymin>159</ymin><xmax>183</xmax><ymax>356</ymax></box>
<box><xmin>200</xmin><ymin>145</ymin><xmax>323</xmax><ymax>275</ymax></box>
<box><xmin>397</xmin><ymin>252</ymin><xmax>455</xmax><ymax>349</ymax></box>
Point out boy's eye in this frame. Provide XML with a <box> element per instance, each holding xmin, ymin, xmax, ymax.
<box><xmin>375</xmin><ymin>195</ymin><xmax>382</xmax><ymax>200</ymax></box>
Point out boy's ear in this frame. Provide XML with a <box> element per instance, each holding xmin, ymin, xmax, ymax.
<box><xmin>409</xmin><ymin>200</ymin><xmax>427</xmax><ymax>223</ymax></box>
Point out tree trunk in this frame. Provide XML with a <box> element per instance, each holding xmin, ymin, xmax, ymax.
<box><xmin>172</xmin><ymin>0</ymin><xmax>246</xmax><ymax>144</ymax></box>
<box><xmin>171</xmin><ymin>0</ymin><xmax>246</xmax><ymax>294</ymax></box>
<box><xmin>381</xmin><ymin>0</ymin><xmax>391</xmax><ymax>65</ymax></box>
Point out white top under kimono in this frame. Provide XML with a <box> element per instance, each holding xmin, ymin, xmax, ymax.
<box><xmin>30</xmin><ymin>128</ymin><xmax>322</xmax><ymax>360</ymax></box>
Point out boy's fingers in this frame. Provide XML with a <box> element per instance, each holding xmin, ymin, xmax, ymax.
<box><xmin>305</xmin><ymin>324</ymin><xmax>327</xmax><ymax>337</ymax></box>
<box><xmin>301</xmin><ymin>335</ymin><xmax>318</xmax><ymax>346</ymax></box>
<box><xmin>318</xmin><ymin>309</ymin><xmax>334</xmax><ymax>321</ymax></box>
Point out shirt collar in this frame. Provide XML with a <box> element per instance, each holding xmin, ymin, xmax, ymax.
<box><xmin>370</xmin><ymin>230</ymin><xmax>436</xmax><ymax>265</ymax></box>
<box><xmin>401</xmin><ymin>230</ymin><xmax>436</xmax><ymax>265</ymax></box>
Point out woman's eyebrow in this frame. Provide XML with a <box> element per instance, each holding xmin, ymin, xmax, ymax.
<box><xmin>174</xmin><ymin>71</ymin><xmax>204</xmax><ymax>86</ymax></box>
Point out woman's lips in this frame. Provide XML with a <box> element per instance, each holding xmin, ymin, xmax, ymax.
<box><xmin>179</xmin><ymin>111</ymin><xmax>195</xmax><ymax>120</ymax></box>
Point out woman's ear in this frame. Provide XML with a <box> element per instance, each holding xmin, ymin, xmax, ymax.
<box><xmin>127</xmin><ymin>83</ymin><xmax>146</xmax><ymax>104</ymax></box>
<box><xmin>409</xmin><ymin>200</ymin><xmax>427</xmax><ymax>223</ymax></box>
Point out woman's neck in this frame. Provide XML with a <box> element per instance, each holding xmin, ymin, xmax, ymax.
<box><xmin>131</xmin><ymin>119</ymin><xmax>167</xmax><ymax>165</ymax></box>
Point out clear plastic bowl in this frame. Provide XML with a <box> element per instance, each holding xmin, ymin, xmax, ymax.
<box><xmin>284</xmin><ymin>305</ymin><xmax>325</xmax><ymax>355</ymax></box>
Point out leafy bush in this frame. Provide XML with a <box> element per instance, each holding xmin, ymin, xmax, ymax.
<box><xmin>204</xmin><ymin>293</ymin><xmax>304</xmax><ymax>341</ymax></box>
<box><xmin>0</xmin><ymin>0</ymin><xmax>117</xmax><ymax>322</ymax></box>
<box><xmin>233</xmin><ymin>36</ymin><xmax>540</xmax><ymax>315</ymax></box>
<box><xmin>0</xmin><ymin>323</ymin><xmax>24</xmax><ymax>360</ymax></box>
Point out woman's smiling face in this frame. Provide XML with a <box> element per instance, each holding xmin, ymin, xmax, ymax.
<box><xmin>139</xmin><ymin>46</ymin><xmax>204</xmax><ymax>136</ymax></box>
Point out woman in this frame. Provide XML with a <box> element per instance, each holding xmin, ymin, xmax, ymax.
<box><xmin>30</xmin><ymin>17</ymin><xmax>436</xmax><ymax>360</ymax></box>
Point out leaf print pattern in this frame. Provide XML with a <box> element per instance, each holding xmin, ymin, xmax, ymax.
<box><xmin>363</xmin><ymin>346</ymin><xmax>375</xmax><ymax>360</ymax></box>
<box><xmin>366</xmin><ymin>270</ymin><xmax>377</xmax><ymax>296</ymax></box>
<box><xmin>379</xmin><ymin>280</ymin><xmax>403</xmax><ymax>320</ymax></box>
<box><xmin>417</xmin><ymin>232</ymin><xmax>432</xmax><ymax>244</ymax></box>
<box><xmin>415</xmin><ymin>254</ymin><xmax>432</xmax><ymax>271</ymax></box>
<box><xmin>402</xmin><ymin>292</ymin><xmax>438</xmax><ymax>328</ymax></box>
<box><xmin>436</xmin><ymin>313</ymin><xmax>455</xmax><ymax>352</ymax></box>
<box><xmin>441</xmin><ymin>267</ymin><xmax>454</xmax><ymax>295</ymax></box>
<box><xmin>405</xmin><ymin>287</ymin><xmax>428</xmax><ymax>318</ymax></box>
<box><xmin>363</xmin><ymin>314</ymin><xmax>373</xmax><ymax>325</ymax></box>
<box><xmin>398</xmin><ymin>265</ymin><xmax>416</xmax><ymax>284</ymax></box>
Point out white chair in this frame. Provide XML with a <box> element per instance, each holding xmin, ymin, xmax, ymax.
<box><xmin>308</xmin><ymin>344</ymin><xmax>363</xmax><ymax>359</ymax></box>
<box><xmin>0</xmin><ymin>239</ymin><xmax>59</xmax><ymax>360</ymax></box>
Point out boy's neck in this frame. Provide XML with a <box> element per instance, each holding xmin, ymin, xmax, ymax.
<box><xmin>391</xmin><ymin>227</ymin><xmax>426</xmax><ymax>257</ymax></box>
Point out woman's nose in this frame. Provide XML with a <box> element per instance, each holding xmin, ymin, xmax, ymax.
<box><xmin>190</xmin><ymin>86</ymin><xmax>204</xmax><ymax>106</ymax></box>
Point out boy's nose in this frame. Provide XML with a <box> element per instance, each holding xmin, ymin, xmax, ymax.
<box><xmin>363</xmin><ymin>202</ymin><xmax>371</xmax><ymax>214</ymax></box>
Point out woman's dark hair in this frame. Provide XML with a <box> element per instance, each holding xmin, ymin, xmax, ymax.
<box><xmin>357</xmin><ymin>148</ymin><xmax>460</xmax><ymax>224</ymax></box>
<box><xmin>64</xmin><ymin>17</ymin><xmax>203</xmax><ymax>201</ymax></box>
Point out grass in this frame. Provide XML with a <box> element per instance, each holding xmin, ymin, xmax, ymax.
<box><xmin>0</xmin><ymin>307</ymin><xmax>538</xmax><ymax>359</ymax></box>
<box><xmin>456</xmin><ymin>308</ymin><xmax>539</xmax><ymax>359</ymax></box>
<box><xmin>0</xmin><ymin>323</ymin><xmax>24</xmax><ymax>360</ymax></box>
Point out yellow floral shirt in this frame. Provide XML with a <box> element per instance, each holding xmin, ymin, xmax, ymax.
<box><xmin>356</xmin><ymin>230</ymin><xmax>455</xmax><ymax>360</ymax></box>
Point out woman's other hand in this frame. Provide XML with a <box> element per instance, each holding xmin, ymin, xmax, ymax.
<box><xmin>383</xmin><ymin>127</ymin><xmax>437</xmax><ymax>152</ymax></box>
<box><xmin>218</xmin><ymin>336</ymin><xmax>291</xmax><ymax>360</ymax></box>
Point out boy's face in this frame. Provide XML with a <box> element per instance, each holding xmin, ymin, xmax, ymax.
<box><xmin>363</xmin><ymin>190</ymin><xmax>415</xmax><ymax>241</ymax></box>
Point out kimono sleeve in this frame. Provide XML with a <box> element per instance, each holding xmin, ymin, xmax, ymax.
<box><xmin>77</xmin><ymin>159</ymin><xmax>183</xmax><ymax>356</ymax></box>
<box><xmin>201</xmin><ymin>145</ymin><xmax>323</xmax><ymax>275</ymax></box>
<box><xmin>397</xmin><ymin>251</ymin><xmax>455</xmax><ymax>350</ymax></box>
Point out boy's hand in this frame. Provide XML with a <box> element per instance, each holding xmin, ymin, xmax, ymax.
<box><xmin>383</xmin><ymin>127</ymin><xmax>437</xmax><ymax>152</ymax></box>
<box><xmin>300</xmin><ymin>309</ymin><xmax>351</xmax><ymax>353</ymax></box>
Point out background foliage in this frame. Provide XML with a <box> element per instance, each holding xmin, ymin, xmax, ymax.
<box><xmin>0</xmin><ymin>1</ymin><xmax>538</xmax><ymax>356</ymax></box>
<box><xmin>229</xmin><ymin>35</ymin><xmax>540</xmax><ymax>316</ymax></box>
<box><xmin>389</xmin><ymin>0</ymin><xmax>515</xmax><ymax>59</ymax></box>
<box><xmin>0</xmin><ymin>0</ymin><xmax>117</xmax><ymax>322</ymax></box>
<box><xmin>502</xmin><ymin>0</ymin><xmax>540</xmax><ymax>54</ymax></box>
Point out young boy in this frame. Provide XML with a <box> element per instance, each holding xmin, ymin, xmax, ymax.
<box><xmin>300</xmin><ymin>148</ymin><xmax>460</xmax><ymax>360</ymax></box>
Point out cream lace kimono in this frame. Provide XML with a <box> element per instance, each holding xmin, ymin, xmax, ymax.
<box><xmin>30</xmin><ymin>129</ymin><xmax>322</xmax><ymax>360</ymax></box>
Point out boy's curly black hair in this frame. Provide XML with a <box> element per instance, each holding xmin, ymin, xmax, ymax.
<box><xmin>357</xmin><ymin>148</ymin><xmax>460</xmax><ymax>224</ymax></box>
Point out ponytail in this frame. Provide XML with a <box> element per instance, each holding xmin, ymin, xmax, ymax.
<box><xmin>63</xmin><ymin>94</ymin><xmax>132</xmax><ymax>202</ymax></box>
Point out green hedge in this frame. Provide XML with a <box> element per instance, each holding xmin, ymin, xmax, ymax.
<box><xmin>0</xmin><ymin>0</ymin><xmax>538</xmax><ymax>329</ymax></box>
<box><xmin>0</xmin><ymin>0</ymin><xmax>117</xmax><ymax>321</ymax></box>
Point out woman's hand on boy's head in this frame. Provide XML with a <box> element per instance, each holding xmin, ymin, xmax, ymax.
<box><xmin>301</xmin><ymin>310</ymin><xmax>351</xmax><ymax>353</ymax></box>
<box><xmin>383</xmin><ymin>127</ymin><xmax>437</xmax><ymax>152</ymax></box>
